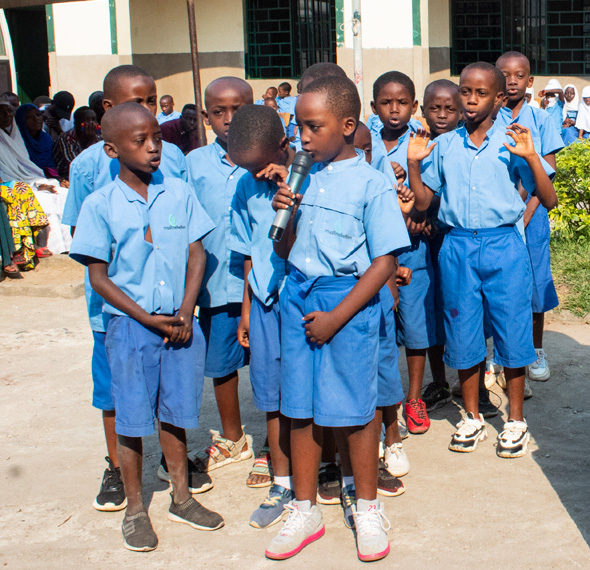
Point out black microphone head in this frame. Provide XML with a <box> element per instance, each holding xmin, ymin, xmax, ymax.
<box><xmin>291</xmin><ymin>151</ymin><xmax>313</xmax><ymax>175</ymax></box>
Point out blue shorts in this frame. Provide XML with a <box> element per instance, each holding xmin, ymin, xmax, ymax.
<box><xmin>249</xmin><ymin>296</ymin><xmax>281</xmax><ymax>412</ymax></box>
<box><xmin>377</xmin><ymin>285</ymin><xmax>404</xmax><ymax>407</ymax></box>
<box><xmin>396</xmin><ymin>235</ymin><xmax>440</xmax><ymax>349</ymax></box>
<box><xmin>439</xmin><ymin>227</ymin><xmax>536</xmax><ymax>370</ymax></box>
<box><xmin>91</xmin><ymin>331</ymin><xmax>114</xmax><ymax>411</ymax></box>
<box><xmin>105</xmin><ymin>315</ymin><xmax>205</xmax><ymax>437</ymax></box>
<box><xmin>199</xmin><ymin>303</ymin><xmax>247</xmax><ymax>378</ymax></box>
<box><xmin>525</xmin><ymin>205</ymin><xmax>559</xmax><ymax>314</ymax></box>
<box><xmin>280</xmin><ymin>269</ymin><xmax>380</xmax><ymax>427</ymax></box>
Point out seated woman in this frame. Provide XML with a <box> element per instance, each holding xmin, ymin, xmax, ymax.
<box><xmin>0</xmin><ymin>100</ymin><xmax>70</xmax><ymax>258</ymax></box>
<box><xmin>53</xmin><ymin>106</ymin><xmax>101</xmax><ymax>180</ymax></box>
<box><xmin>0</xmin><ymin>201</ymin><xmax>22</xmax><ymax>279</ymax></box>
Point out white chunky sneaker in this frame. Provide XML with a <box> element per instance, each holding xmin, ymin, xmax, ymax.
<box><xmin>353</xmin><ymin>500</ymin><xmax>391</xmax><ymax>562</ymax></box>
<box><xmin>448</xmin><ymin>412</ymin><xmax>487</xmax><ymax>453</ymax></box>
<box><xmin>497</xmin><ymin>419</ymin><xmax>530</xmax><ymax>458</ymax></box>
<box><xmin>383</xmin><ymin>442</ymin><xmax>410</xmax><ymax>477</ymax></box>
<box><xmin>528</xmin><ymin>348</ymin><xmax>550</xmax><ymax>381</ymax></box>
<box><xmin>523</xmin><ymin>377</ymin><xmax>533</xmax><ymax>399</ymax></box>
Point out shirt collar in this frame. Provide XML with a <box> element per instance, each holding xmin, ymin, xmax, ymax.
<box><xmin>318</xmin><ymin>150</ymin><xmax>365</xmax><ymax>173</ymax></box>
<box><xmin>114</xmin><ymin>174</ymin><xmax>165</xmax><ymax>207</ymax></box>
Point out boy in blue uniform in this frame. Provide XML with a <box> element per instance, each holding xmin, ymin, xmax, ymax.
<box><xmin>370</xmin><ymin>71</ymin><xmax>442</xmax><ymax>435</ymax></box>
<box><xmin>70</xmin><ymin>103</ymin><xmax>223</xmax><ymax>551</ymax></box>
<box><xmin>266</xmin><ymin>76</ymin><xmax>410</xmax><ymax>562</ymax></box>
<box><xmin>61</xmin><ymin>65</ymin><xmax>192</xmax><ymax>511</ymax></box>
<box><xmin>227</xmin><ymin>104</ymin><xmax>296</xmax><ymax>527</ymax></box>
<box><xmin>186</xmin><ymin>78</ymin><xmax>254</xmax><ymax>475</ymax></box>
<box><xmin>496</xmin><ymin>52</ymin><xmax>562</xmax><ymax>383</ymax></box>
<box><xmin>407</xmin><ymin>62</ymin><xmax>557</xmax><ymax>458</ymax></box>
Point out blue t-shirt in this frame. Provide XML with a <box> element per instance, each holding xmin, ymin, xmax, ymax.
<box><xmin>229</xmin><ymin>173</ymin><xmax>289</xmax><ymax>306</ymax></box>
<box><xmin>186</xmin><ymin>140</ymin><xmax>246</xmax><ymax>308</ymax></box>
<box><xmin>70</xmin><ymin>175</ymin><xmax>214</xmax><ymax>316</ymax></box>
<box><xmin>289</xmin><ymin>151</ymin><xmax>410</xmax><ymax>279</ymax></box>
<box><xmin>157</xmin><ymin>110</ymin><xmax>182</xmax><ymax>124</ymax></box>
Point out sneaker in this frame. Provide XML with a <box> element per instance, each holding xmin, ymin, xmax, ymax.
<box><xmin>93</xmin><ymin>457</ymin><xmax>127</xmax><ymax>512</ymax></box>
<box><xmin>316</xmin><ymin>463</ymin><xmax>341</xmax><ymax>505</ymax></box>
<box><xmin>422</xmin><ymin>382</ymin><xmax>452</xmax><ymax>412</ymax></box>
<box><xmin>377</xmin><ymin>460</ymin><xmax>405</xmax><ymax>497</ymax></box>
<box><xmin>383</xmin><ymin>442</ymin><xmax>410</xmax><ymax>477</ymax></box>
<box><xmin>352</xmin><ymin>501</ymin><xmax>391</xmax><ymax>562</ymax></box>
<box><xmin>158</xmin><ymin>455</ymin><xmax>213</xmax><ymax>494</ymax></box>
<box><xmin>168</xmin><ymin>494</ymin><xmax>224</xmax><ymax>530</ymax></box>
<box><xmin>250</xmin><ymin>484</ymin><xmax>294</xmax><ymax>529</ymax></box>
<box><xmin>485</xmin><ymin>359</ymin><xmax>502</xmax><ymax>389</ymax></box>
<box><xmin>478</xmin><ymin>389</ymin><xmax>499</xmax><ymax>418</ymax></box>
<box><xmin>265</xmin><ymin>500</ymin><xmax>325</xmax><ymax>560</ymax></box>
<box><xmin>524</xmin><ymin>377</ymin><xmax>533</xmax><ymax>399</ymax></box>
<box><xmin>193</xmin><ymin>430</ymin><xmax>253</xmax><ymax>472</ymax></box>
<box><xmin>496</xmin><ymin>368</ymin><xmax>507</xmax><ymax>390</ymax></box>
<box><xmin>398</xmin><ymin>416</ymin><xmax>409</xmax><ymax>440</ymax></box>
<box><xmin>404</xmin><ymin>399</ymin><xmax>430</xmax><ymax>434</ymax></box>
<box><xmin>497</xmin><ymin>419</ymin><xmax>530</xmax><ymax>458</ymax></box>
<box><xmin>121</xmin><ymin>511</ymin><xmax>158</xmax><ymax>552</ymax></box>
<box><xmin>448</xmin><ymin>412</ymin><xmax>487</xmax><ymax>453</ymax></box>
<box><xmin>451</xmin><ymin>380</ymin><xmax>463</xmax><ymax>398</ymax></box>
<box><xmin>528</xmin><ymin>348</ymin><xmax>550</xmax><ymax>381</ymax></box>
<box><xmin>341</xmin><ymin>484</ymin><xmax>356</xmax><ymax>529</ymax></box>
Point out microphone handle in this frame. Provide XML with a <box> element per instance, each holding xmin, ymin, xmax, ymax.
<box><xmin>268</xmin><ymin>207</ymin><xmax>293</xmax><ymax>242</ymax></box>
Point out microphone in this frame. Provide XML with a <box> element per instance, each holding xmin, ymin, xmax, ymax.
<box><xmin>268</xmin><ymin>151</ymin><xmax>313</xmax><ymax>242</ymax></box>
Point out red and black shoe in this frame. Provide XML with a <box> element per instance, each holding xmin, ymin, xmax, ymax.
<box><xmin>404</xmin><ymin>399</ymin><xmax>430</xmax><ymax>434</ymax></box>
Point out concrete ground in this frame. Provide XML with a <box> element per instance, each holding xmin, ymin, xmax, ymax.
<box><xmin>1</xmin><ymin>257</ymin><xmax>589</xmax><ymax>569</ymax></box>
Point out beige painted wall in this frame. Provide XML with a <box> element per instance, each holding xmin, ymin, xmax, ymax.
<box><xmin>428</xmin><ymin>0</ymin><xmax>450</xmax><ymax>48</ymax></box>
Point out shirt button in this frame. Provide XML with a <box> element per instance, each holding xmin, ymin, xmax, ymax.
<box><xmin>228</xmin><ymin>206</ymin><xmax>231</xmax><ymax>211</ymax></box>
<box><xmin>472</xmin><ymin>186</ymin><xmax>476</xmax><ymax>190</ymax></box>
<box><xmin>328</xmin><ymin>165</ymin><xmax>333</xmax><ymax>170</ymax></box>
<box><xmin>319</xmin><ymin>188</ymin><xmax>325</xmax><ymax>193</ymax></box>
<box><xmin>475</xmin><ymin>156</ymin><xmax>478</xmax><ymax>160</ymax></box>
<box><xmin>310</xmin><ymin>221</ymin><xmax>313</xmax><ymax>224</ymax></box>
<box><xmin>229</xmin><ymin>175</ymin><xmax>234</xmax><ymax>180</ymax></box>
<box><xmin>159</xmin><ymin>280</ymin><xmax>165</xmax><ymax>286</ymax></box>
<box><xmin>306</xmin><ymin>258</ymin><xmax>311</xmax><ymax>263</ymax></box>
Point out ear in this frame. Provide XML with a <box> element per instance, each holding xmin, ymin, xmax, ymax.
<box><xmin>201</xmin><ymin>109</ymin><xmax>210</xmax><ymax>126</ymax></box>
<box><xmin>412</xmin><ymin>100</ymin><xmax>419</xmax><ymax>115</ymax></box>
<box><xmin>103</xmin><ymin>141</ymin><xmax>118</xmax><ymax>160</ymax></box>
<box><xmin>420</xmin><ymin>104</ymin><xmax>425</xmax><ymax>117</ymax></box>
<box><xmin>528</xmin><ymin>76</ymin><xmax>535</xmax><ymax>88</ymax></box>
<box><xmin>370</xmin><ymin>101</ymin><xmax>377</xmax><ymax>115</ymax></box>
<box><xmin>495</xmin><ymin>91</ymin><xmax>504</xmax><ymax>108</ymax></box>
<box><xmin>343</xmin><ymin>117</ymin><xmax>357</xmax><ymax>137</ymax></box>
<box><xmin>102</xmin><ymin>99</ymin><xmax>113</xmax><ymax>112</ymax></box>
<box><xmin>279</xmin><ymin>136</ymin><xmax>290</xmax><ymax>151</ymax></box>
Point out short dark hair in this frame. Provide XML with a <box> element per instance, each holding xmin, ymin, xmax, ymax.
<box><xmin>461</xmin><ymin>62</ymin><xmax>506</xmax><ymax>93</ymax></box>
<box><xmin>298</xmin><ymin>62</ymin><xmax>347</xmax><ymax>92</ymax></box>
<box><xmin>181</xmin><ymin>104</ymin><xmax>196</xmax><ymax>114</ymax></box>
<box><xmin>101</xmin><ymin>102</ymin><xmax>156</xmax><ymax>144</ymax></box>
<box><xmin>278</xmin><ymin>82</ymin><xmax>292</xmax><ymax>94</ymax></box>
<box><xmin>302</xmin><ymin>75</ymin><xmax>361</xmax><ymax>121</ymax></box>
<box><xmin>160</xmin><ymin>94</ymin><xmax>173</xmax><ymax>102</ymax></box>
<box><xmin>496</xmin><ymin>51</ymin><xmax>530</xmax><ymax>70</ymax></box>
<box><xmin>1</xmin><ymin>91</ymin><xmax>18</xmax><ymax>99</ymax></box>
<box><xmin>423</xmin><ymin>79</ymin><xmax>459</xmax><ymax>105</ymax></box>
<box><xmin>227</xmin><ymin>104</ymin><xmax>285</xmax><ymax>158</ymax></box>
<box><xmin>103</xmin><ymin>65</ymin><xmax>152</xmax><ymax>99</ymax></box>
<box><xmin>373</xmin><ymin>71</ymin><xmax>416</xmax><ymax>101</ymax></box>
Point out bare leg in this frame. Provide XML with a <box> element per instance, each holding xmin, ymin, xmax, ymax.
<box><xmin>381</xmin><ymin>405</ymin><xmax>402</xmax><ymax>447</ymax></box>
<box><xmin>266</xmin><ymin>411</ymin><xmax>291</xmax><ymax>477</ymax></box>
<box><xmin>427</xmin><ymin>344</ymin><xmax>447</xmax><ymax>387</ymax></box>
<box><xmin>159</xmin><ymin>422</ymin><xmax>190</xmax><ymax>504</ymax></box>
<box><xmin>406</xmin><ymin>348</ymin><xmax>427</xmax><ymax>401</ymax></box>
<box><xmin>532</xmin><ymin>312</ymin><xmax>544</xmax><ymax>348</ymax></box>
<box><xmin>504</xmin><ymin>367</ymin><xmax>525</xmax><ymax>421</ymax></box>
<box><xmin>103</xmin><ymin>410</ymin><xmax>119</xmax><ymax>467</ymax></box>
<box><xmin>459</xmin><ymin>362</ymin><xmax>483</xmax><ymax>417</ymax></box>
<box><xmin>332</xmin><ymin>428</ymin><xmax>352</xmax><ymax>477</ymax></box>
<box><xmin>213</xmin><ymin>371</ymin><xmax>246</xmax><ymax>446</ymax></box>
<box><xmin>117</xmin><ymin>435</ymin><xmax>144</xmax><ymax>516</ymax></box>
<box><xmin>291</xmin><ymin>419</ymin><xmax>322</xmax><ymax>502</ymax></box>
<box><xmin>321</xmin><ymin>428</ymin><xmax>337</xmax><ymax>463</ymax></box>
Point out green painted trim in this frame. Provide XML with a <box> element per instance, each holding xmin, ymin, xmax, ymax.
<box><xmin>45</xmin><ymin>5</ymin><xmax>55</xmax><ymax>53</ymax></box>
<box><xmin>412</xmin><ymin>0</ymin><xmax>421</xmax><ymax>46</ymax></box>
<box><xmin>109</xmin><ymin>0</ymin><xmax>118</xmax><ymax>55</ymax></box>
<box><xmin>336</xmin><ymin>0</ymin><xmax>344</xmax><ymax>47</ymax></box>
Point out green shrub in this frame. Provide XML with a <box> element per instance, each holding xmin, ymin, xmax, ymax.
<box><xmin>551</xmin><ymin>140</ymin><xmax>590</xmax><ymax>241</ymax></box>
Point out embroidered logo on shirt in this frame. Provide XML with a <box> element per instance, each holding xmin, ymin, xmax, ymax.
<box><xmin>325</xmin><ymin>220</ymin><xmax>352</xmax><ymax>240</ymax></box>
<box><xmin>164</xmin><ymin>213</ymin><xmax>186</xmax><ymax>230</ymax></box>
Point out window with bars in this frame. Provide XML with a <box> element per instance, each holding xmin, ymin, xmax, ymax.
<box><xmin>245</xmin><ymin>0</ymin><xmax>337</xmax><ymax>79</ymax></box>
<box><xmin>451</xmin><ymin>0</ymin><xmax>590</xmax><ymax>75</ymax></box>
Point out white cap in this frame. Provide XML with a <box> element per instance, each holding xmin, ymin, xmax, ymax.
<box><xmin>582</xmin><ymin>86</ymin><xmax>590</xmax><ymax>98</ymax></box>
<box><xmin>526</xmin><ymin>87</ymin><xmax>535</xmax><ymax>96</ymax></box>
<box><xmin>544</xmin><ymin>79</ymin><xmax>563</xmax><ymax>91</ymax></box>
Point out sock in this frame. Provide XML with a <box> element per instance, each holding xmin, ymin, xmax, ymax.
<box><xmin>292</xmin><ymin>499</ymin><xmax>312</xmax><ymax>512</ymax></box>
<box><xmin>320</xmin><ymin>461</ymin><xmax>333</xmax><ymax>469</ymax></box>
<box><xmin>274</xmin><ymin>475</ymin><xmax>292</xmax><ymax>490</ymax></box>
<box><xmin>356</xmin><ymin>498</ymin><xmax>379</xmax><ymax>512</ymax></box>
<box><xmin>342</xmin><ymin>475</ymin><xmax>355</xmax><ymax>489</ymax></box>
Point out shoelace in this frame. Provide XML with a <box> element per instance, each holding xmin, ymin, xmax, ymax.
<box><xmin>279</xmin><ymin>504</ymin><xmax>312</xmax><ymax>536</ymax></box>
<box><xmin>456</xmin><ymin>416</ymin><xmax>482</xmax><ymax>434</ymax></box>
<box><xmin>262</xmin><ymin>489</ymin><xmax>286</xmax><ymax>507</ymax></box>
<box><xmin>354</xmin><ymin>507</ymin><xmax>391</xmax><ymax>536</ymax></box>
<box><xmin>103</xmin><ymin>467</ymin><xmax>121</xmax><ymax>489</ymax></box>
<box><xmin>500</xmin><ymin>421</ymin><xmax>527</xmax><ymax>439</ymax></box>
<box><xmin>409</xmin><ymin>400</ymin><xmax>427</xmax><ymax>419</ymax></box>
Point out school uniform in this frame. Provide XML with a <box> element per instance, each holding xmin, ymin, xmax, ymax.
<box><xmin>496</xmin><ymin>101</ymin><xmax>561</xmax><ymax>314</ymax></box>
<box><xmin>366</xmin><ymin>113</ymin><xmax>383</xmax><ymax>137</ymax></box>
<box><xmin>62</xmin><ymin>140</ymin><xmax>187</xmax><ymax>410</ymax></box>
<box><xmin>229</xmin><ymin>174</ymin><xmax>290</xmax><ymax>412</ymax></box>
<box><xmin>544</xmin><ymin>100</ymin><xmax>565</xmax><ymax>139</ymax></box>
<box><xmin>421</xmin><ymin>122</ymin><xmax>554</xmax><ymax>370</ymax></box>
<box><xmin>371</xmin><ymin>119</ymin><xmax>440</xmax><ymax>350</ymax></box>
<box><xmin>157</xmin><ymin>110</ymin><xmax>182</xmax><ymax>124</ymax></box>
<box><xmin>280</xmin><ymin>152</ymin><xmax>410</xmax><ymax>427</ymax></box>
<box><xmin>70</xmin><ymin>174</ymin><xmax>215</xmax><ymax>436</ymax></box>
<box><xmin>186</xmin><ymin>141</ymin><xmax>248</xmax><ymax>377</ymax></box>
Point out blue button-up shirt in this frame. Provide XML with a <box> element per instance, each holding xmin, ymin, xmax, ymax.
<box><xmin>186</xmin><ymin>141</ymin><xmax>246</xmax><ymax>308</ymax></box>
<box><xmin>421</xmin><ymin>122</ymin><xmax>555</xmax><ymax>229</ymax></box>
<box><xmin>63</xmin><ymin>140</ymin><xmax>187</xmax><ymax>332</ymax></box>
<box><xmin>157</xmin><ymin>110</ymin><xmax>182</xmax><ymax>125</ymax></box>
<box><xmin>229</xmin><ymin>174</ymin><xmax>289</xmax><ymax>306</ymax></box>
<box><xmin>70</xmin><ymin>175</ymin><xmax>214</xmax><ymax>316</ymax></box>
<box><xmin>278</xmin><ymin>96</ymin><xmax>297</xmax><ymax>115</ymax></box>
<box><xmin>289</xmin><ymin>151</ymin><xmax>410</xmax><ymax>279</ymax></box>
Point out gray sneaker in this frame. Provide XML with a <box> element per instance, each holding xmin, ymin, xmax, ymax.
<box><xmin>121</xmin><ymin>511</ymin><xmax>158</xmax><ymax>552</ymax></box>
<box><xmin>265</xmin><ymin>500</ymin><xmax>325</xmax><ymax>560</ymax></box>
<box><xmin>168</xmin><ymin>495</ymin><xmax>224</xmax><ymax>531</ymax></box>
<box><xmin>352</xmin><ymin>500</ymin><xmax>391</xmax><ymax>562</ymax></box>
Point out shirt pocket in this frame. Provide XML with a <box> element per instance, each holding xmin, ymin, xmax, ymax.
<box><xmin>315</xmin><ymin>196</ymin><xmax>365</xmax><ymax>255</ymax></box>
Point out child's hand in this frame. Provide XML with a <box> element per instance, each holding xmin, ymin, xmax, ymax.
<box><xmin>397</xmin><ymin>184</ymin><xmax>415</xmax><ymax>215</ymax></box>
<box><xmin>396</xmin><ymin>266</ymin><xmax>412</xmax><ymax>287</ymax></box>
<box><xmin>303</xmin><ymin>310</ymin><xmax>339</xmax><ymax>346</ymax></box>
<box><xmin>406</xmin><ymin>215</ymin><xmax>427</xmax><ymax>236</ymax></box>
<box><xmin>237</xmin><ymin>314</ymin><xmax>250</xmax><ymax>348</ymax></box>
<box><xmin>272</xmin><ymin>182</ymin><xmax>302</xmax><ymax>214</ymax></box>
<box><xmin>256</xmin><ymin>163</ymin><xmax>289</xmax><ymax>183</ymax></box>
<box><xmin>168</xmin><ymin>313</ymin><xmax>194</xmax><ymax>345</ymax></box>
<box><xmin>390</xmin><ymin>161</ymin><xmax>407</xmax><ymax>183</ymax></box>
<box><xmin>504</xmin><ymin>123</ymin><xmax>535</xmax><ymax>159</ymax></box>
<box><xmin>407</xmin><ymin>129</ymin><xmax>436</xmax><ymax>162</ymax></box>
<box><xmin>149</xmin><ymin>314</ymin><xmax>183</xmax><ymax>343</ymax></box>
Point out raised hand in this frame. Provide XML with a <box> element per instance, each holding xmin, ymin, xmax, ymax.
<box><xmin>407</xmin><ymin>129</ymin><xmax>436</xmax><ymax>162</ymax></box>
<box><xmin>504</xmin><ymin>123</ymin><xmax>535</xmax><ymax>159</ymax></box>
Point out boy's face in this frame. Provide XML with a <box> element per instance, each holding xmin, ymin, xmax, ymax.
<box><xmin>459</xmin><ymin>68</ymin><xmax>503</xmax><ymax>125</ymax></box>
<box><xmin>421</xmin><ymin>88</ymin><xmax>461</xmax><ymax>136</ymax></box>
<box><xmin>278</xmin><ymin>86</ymin><xmax>289</xmax><ymax>98</ymax></box>
<box><xmin>230</xmin><ymin>140</ymin><xmax>287</xmax><ymax>177</ymax></box>
<box><xmin>160</xmin><ymin>96</ymin><xmax>173</xmax><ymax>115</ymax></box>
<box><xmin>565</xmin><ymin>87</ymin><xmax>576</xmax><ymax>103</ymax></box>
<box><xmin>105</xmin><ymin>114</ymin><xmax>162</xmax><ymax>174</ymax></box>
<box><xmin>371</xmin><ymin>82</ymin><xmax>418</xmax><ymax>132</ymax></box>
<box><xmin>354</xmin><ymin>126</ymin><xmax>372</xmax><ymax>163</ymax></box>
<box><xmin>180</xmin><ymin>108</ymin><xmax>198</xmax><ymax>133</ymax></box>
<box><xmin>497</xmin><ymin>56</ymin><xmax>533</xmax><ymax>104</ymax></box>
<box><xmin>264</xmin><ymin>98</ymin><xmax>279</xmax><ymax>112</ymax></box>
<box><xmin>104</xmin><ymin>76</ymin><xmax>158</xmax><ymax>116</ymax></box>
<box><xmin>295</xmin><ymin>91</ymin><xmax>356</xmax><ymax>163</ymax></box>
<box><xmin>203</xmin><ymin>86</ymin><xmax>253</xmax><ymax>143</ymax></box>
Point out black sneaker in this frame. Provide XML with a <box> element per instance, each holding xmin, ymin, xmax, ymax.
<box><xmin>122</xmin><ymin>511</ymin><xmax>158</xmax><ymax>551</ymax></box>
<box><xmin>158</xmin><ymin>454</ymin><xmax>213</xmax><ymax>494</ymax></box>
<box><xmin>316</xmin><ymin>463</ymin><xmax>341</xmax><ymax>505</ymax></box>
<box><xmin>422</xmin><ymin>382</ymin><xmax>452</xmax><ymax>412</ymax></box>
<box><xmin>168</xmin><ymin>495</ymin><xmax>224</xmax><ymax>530</ymax></box>
<box><xmin>479</xmin><ymin>389</ymin><xmax>499</xmax><ymax>418</ymax></box>
<box><xmin>93</xmin><ymin>456</ymin><xmax>127</xmax><ymax>512</ymax></box>
<box><xmin>377</xmin><ymin>460</ymin><xmax>405</xmax><ymax>497</ymax></box>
